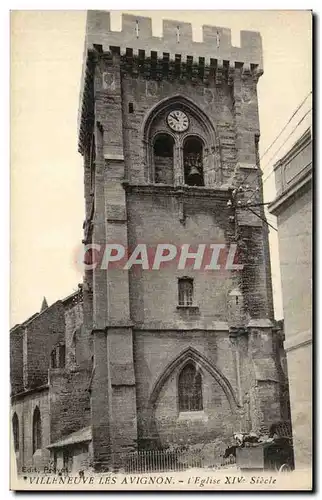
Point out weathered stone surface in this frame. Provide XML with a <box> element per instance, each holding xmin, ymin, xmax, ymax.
<box><xmin>11</xmin><ymin>12</ymin><xmax>290</xmax><ymax>475</ymax></box>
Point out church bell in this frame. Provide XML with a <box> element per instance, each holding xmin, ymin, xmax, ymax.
<box><xmin>187</xmin><ymin>165</ymin><xmax>203</xmax><ymax>185</ymax></box>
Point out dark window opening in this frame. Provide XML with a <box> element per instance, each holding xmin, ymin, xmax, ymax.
<box><xmin>58</xmin><ymin>345</ymin><xmax>66</xmax><ymax>368</ymax></box>
<box><xmin>12</xmin><ymin>413</ymin><xmax>19</xmax><ymax>452</ymax></box>
<box><xmin>32</xmin><ymin>407</ymin><xmax>42</xmax><ymax>454</ymax></box>
<box><xmin>178</xmin><ymin>363</ymin><xmax>203</xmax><ymax>411</ymax></box>
<box><xmin>178</xmin><ymin>277</ymin><xmax>194</xmax><ymax>306</ymax></box>
<box><xmin>153</xmin><ymin>134</ymin><xmax>174</xmax><ymax>185</ymax></box>
<box><xmin>129</xmin><ymin>102</ymin><xmax>134</xmax><ymax>113</ymax></box>
<box><xmin>183</xmin><ymin>137</ymin><xmax>204</xmax><ymax>186</ymax></box>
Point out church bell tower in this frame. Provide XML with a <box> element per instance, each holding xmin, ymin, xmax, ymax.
<box><xmin>78</xmin><ymin>11</ymin><xmax>285</xmax><ymax>471</ymax></box>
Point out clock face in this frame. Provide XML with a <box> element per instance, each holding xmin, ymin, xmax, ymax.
<box><xmin>167</xmin><ymin>110</ymin><xmax>189</xmax><ymax>132</ymax></box>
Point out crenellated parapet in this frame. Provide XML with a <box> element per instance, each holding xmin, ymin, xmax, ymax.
<box><xmin>84</xmin><ymin>11</ymin><xmax>263</xmax><ymax>68</ymax></box>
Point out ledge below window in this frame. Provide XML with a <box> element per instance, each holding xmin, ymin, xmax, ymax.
<box><xmin>178</xmin><ymin>411</ymin><xmax>208</xmax><ymax>422</ymax></box>
<box><xmin>176</xmin><ymin>305</ymin><xmax>200</xmax><ymax>318</ymax></box>
<box><xmin>176</xmin><ymin>305</ymin><xmax>199</xmax><ymax>311</ymax></box>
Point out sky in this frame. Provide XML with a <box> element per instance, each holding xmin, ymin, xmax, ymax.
<box><xmin>10</xmin><ymin>10</ymin><xmax>312</xmax><ymax>327</ymax></box>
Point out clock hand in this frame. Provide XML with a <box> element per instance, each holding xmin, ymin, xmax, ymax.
<box><xmin>171</xmin><ymin>114</ymin><xmax>179</xmax><ymax>122</ymax></box>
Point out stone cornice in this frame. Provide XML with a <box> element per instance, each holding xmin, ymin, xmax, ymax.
<box><xmin>247</xmin><ymin>318</ymin><xmax>274</xmax><ymax>328</ymax></box>
<box><xmin>284</xmin><ymin>329</ymin><xmax>312</xmax><ymax>353</ymax></box>
<box><xmin>122</xmin><ymin>181</ymin><xmax>231</xmax><ymax>201</ymax></box>
<box><xmin>11</xmin><ymin>384</ymin><xmax>49</xmax><ymax>402</ymax></box>
<box><xmin>269</xmin><ymin>168</ymin><xmax>312</xmax><ymax>216</ymax></box>
<box><xmin>117</xmin><ymin>54</ymin><xmax>261</xmax><ymax>87</ymax></box>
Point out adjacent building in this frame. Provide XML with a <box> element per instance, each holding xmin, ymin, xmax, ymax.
<box><xmin>10</xmin><ymin>290</ymin><xmax>92</xmax><ymax>473</ymax></box>
<box><xmin>269</xmin><ymin>127</ymin><xmax>312</xmax><ymax>470</ymax></box>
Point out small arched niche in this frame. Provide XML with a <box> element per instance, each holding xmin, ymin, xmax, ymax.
<box><xmin>153</xmin><ymin>133</ymin><xmax>174</xmax><ymax>185</ymax></box>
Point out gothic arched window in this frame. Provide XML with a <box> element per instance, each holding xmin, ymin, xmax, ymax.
<box><xmin>178</xmin><ymin>277</ymin><xmax>194</xmax><ymax>306</ymax></box>
<box><xmin>153</xmin><ymin>134</ymin><xmax>174</xmax><ymax>185</ymax></box>
<box><xmin>32</xmin><ymin>406</ymin><xmax>42</xmax><ymax>454</ymax></box>
<box><xmin>183</xmin><ymin>136</ymin><xmax>204</xmax><ymax>186</ymax></box>
<box><xmin>12</xmin><ymin>413</ymin><xmax>19</xmax><ymax>452</ymax></box>
<box><xmin>178</xmin><ymin>363</ymin><xmax>203</xmax><ymax>412</ymax></box>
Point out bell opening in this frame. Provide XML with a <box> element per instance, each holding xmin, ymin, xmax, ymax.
<box><xmin>154</xmin><ymin>133</ymin><xmax>174</xmax><ymax>185</ymax></box>
<box><xmin>184</xmin><ymin>137</ymin><xmax>204</xmax><ymax>187</ymax></box>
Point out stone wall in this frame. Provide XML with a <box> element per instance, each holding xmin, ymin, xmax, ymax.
<box><xmin>127</xmin><ymin>190</ymin><xmax>236</xmax><ymax>325</ymax></box>
<box><xmin>10</xmin><ymin>326</ymin><xmax>24</xmax><ymax>395</ymax></box>
<box><xmin>10</xmin><ymin>293</ymin><xmax>90</xmax><ymax>473</ymax></box>
<box><xmin>121</xmin><ymin>75</ymin><xmax>236</xmax><ymax>185</ymax></box>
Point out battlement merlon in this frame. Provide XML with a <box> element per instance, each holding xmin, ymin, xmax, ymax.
<box><xmin>84</xmin><ymin>11</ymin><xmax>263</xmax><ymax>69</ymax></box>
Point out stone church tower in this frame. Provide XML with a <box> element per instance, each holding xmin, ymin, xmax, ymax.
<box><xmin>78</xmin><ymin>11</ymin><xmax>287</xmax><ymax>471</ymax></box>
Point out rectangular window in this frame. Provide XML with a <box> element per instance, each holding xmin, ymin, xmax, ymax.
<box><xmin>178</xmin><ymin>277</ymin><xmax>194</xmax><ymax>306</ymax></box>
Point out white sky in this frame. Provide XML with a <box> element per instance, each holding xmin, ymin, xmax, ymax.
<box><xmin>10</xmin><ymin>10</ymin><xmax>312</xmax><ymax>327</ymax></box>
